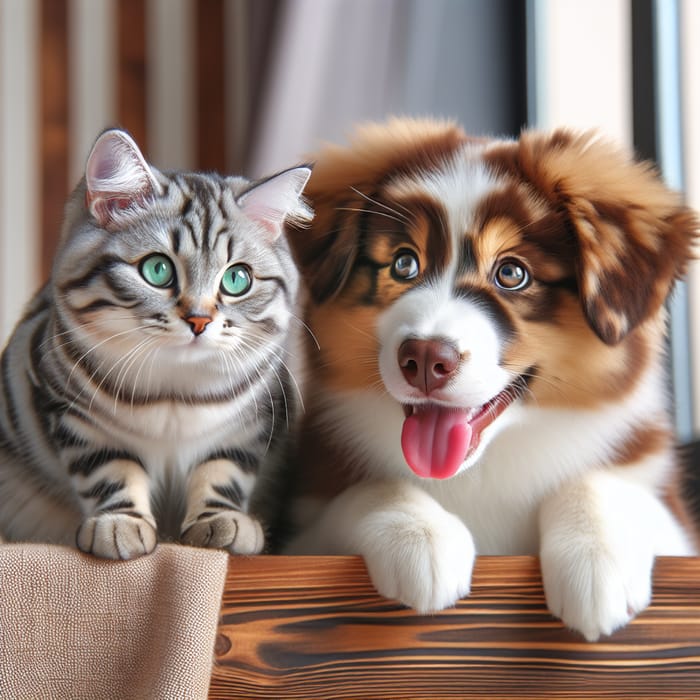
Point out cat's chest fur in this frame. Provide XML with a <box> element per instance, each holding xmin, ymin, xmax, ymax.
<box><xmin>62</xmin><ymin>398</ymin><xmax>253</xmax><ymax>472</ymax></box>
<box><xmin>123</xmin><ymin>401</ymin><xmax>237</xmax><ymax>440</ymax></box>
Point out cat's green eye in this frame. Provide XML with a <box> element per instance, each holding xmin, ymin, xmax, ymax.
<box><xmin>140</xmin><ymin>254</ymin><xmax>175</xmax><ymax>288</ymax></box>
<box><xmin>221</xmin><ymin>264</ymin><xmax>252</xmax><ymax>297</ymax></box>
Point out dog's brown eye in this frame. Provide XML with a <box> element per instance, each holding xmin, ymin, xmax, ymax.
<box><xmin>391</xmin><ymin>250</ymin><xmax>420</xmax><ymax>281</ymax></box>
<box><xmin>495</xmin><ymin>260</ymin><xmax>529</xmax><ymax>290</ymax></box>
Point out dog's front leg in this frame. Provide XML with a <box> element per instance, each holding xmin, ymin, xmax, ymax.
<box><xmin>539</xmin><ymin>470</ymin><xmax>693</xmax><ymax>641</ymax></box>
<box><xmin>287</xmin><ymin>480</ymin><xmax>475</xmax><ymax>613</ymax></box>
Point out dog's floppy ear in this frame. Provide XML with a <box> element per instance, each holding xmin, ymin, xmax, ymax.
<box><xmin>497</xmin><ymin>129</ymin><xmax>698</xmax><ymax>344</ymax></box>
<box><xmin>287</xmin><ymin>118</ymin><xmax>468</xmax><ymax>304</ymax></box>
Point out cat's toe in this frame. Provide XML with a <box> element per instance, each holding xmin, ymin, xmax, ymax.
<box><xmin>181</xmin><ymin>511</ymin><xmax>264</xmax><ymax>555</ymax></box>
<box><xmin>77</xmin><ymin>513</ymin><xmax>157</xmax><ymax>560</ymax></box>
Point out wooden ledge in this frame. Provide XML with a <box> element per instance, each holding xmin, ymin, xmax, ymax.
<box><xmin>209</xmin><ymin>556</ymin><xmax>700</xmax><ymax>699</ymax></box>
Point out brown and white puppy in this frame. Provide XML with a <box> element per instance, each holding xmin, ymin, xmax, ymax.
<box><xmin>284</xmin><ymin>118</ymin><xmax>699</xmax><ymax>641</ymax></box>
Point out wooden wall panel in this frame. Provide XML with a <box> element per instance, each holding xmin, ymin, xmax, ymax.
<box><xmin>117</xmin><ymin>0</ymin><xmax>147</xmax><ymax>152</ymax></box>
<box><xmin>196</xmin><ymin>0</ymin><xmax>226</xmax><ymax>172</ymax></box>
<box><xmin>39</xmin><ymin>0</ymin><xmax>69</xmax><ymax>282</ymax></box>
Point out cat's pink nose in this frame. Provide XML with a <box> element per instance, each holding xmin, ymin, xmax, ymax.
<box><xmin>185</xmin><ymin>316</ymin><xmax>212</xmax><ymax>336</ymax></box>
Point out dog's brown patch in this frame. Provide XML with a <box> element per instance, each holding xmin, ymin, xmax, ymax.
<box><xmin>305</xmin><ymin>117</ymin><xmax>469</xmax><ymax>199</ymax></box>
<box><xmin>485</xmin><ymin>129</ymin><xmax>697</xmax><ymax>344</ymax></box>
<box><xmin>612</xmin><ymin>423</ymin><xmax>672</xmax><ymax>467</ymax></box>
<box><xmin>310</xmin><ymin>304</ymin><xmax>380</xmax><ymax>391</ymax></box>
<box><xmin>291</xmin><ymin>406</ymin><xmax>365</xmax><ymax>499</ymax></box>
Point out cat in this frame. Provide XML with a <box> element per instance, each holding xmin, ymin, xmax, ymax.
<box><xmin>0</xmin><ymin>128</ymin><xmax>312</xmax><ymax>559</ymax></box>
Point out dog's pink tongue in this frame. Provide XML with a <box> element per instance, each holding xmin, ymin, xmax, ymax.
<box><xmin>401</xmin><ymin>406</ymin><xmax>472</xmax><ymax>479</ymax></box>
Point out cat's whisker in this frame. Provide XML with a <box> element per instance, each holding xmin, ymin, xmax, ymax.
<box><xmin>221</xmin><ymin>335</ymin><xmax>275</xmax><ymax>442</ymax></box>
<box><xmin>220</xmin><ymin>348</ymin><xmax>259</xmax><ymax>420</ymax></box>
<box><xmin>114</xmin><ymin>337</ymin><xmax>159</xmax><ymax>412</ymax></box>
<box><xmin>234</xmin><ymin>332</ymin><xmax>292</xmax><ymax>437</ymax></box>
<box><xmin>232</xmin><ymin>336</ymin><xmax>280</xmax><ymax>415</ymax></box>
<box><xmin>223</xmin><ymin>342</ymin><xmax>267</xmax><ymax>424</ymax></box>
<box><xmin>257</xmin><ymin>365</ymin><xmax>277</xmax><ymax>454</ymax></box>
<box><xmin>143</xmin><ymin>342</ymin><xmax>162</xmax><ymax>408</ymax></box>
<box><xmin>288</xmin><ymin>311</ymin><xmax>320</xmax><ymax>350</ymax></box>
<box><xmin>336</xmin><ymin>206</ymin><xmax>407</xmax><ymax>226</ymax></box>
<box><xmin>235</xmin><ymin>332</ymin><xmax>304</xmax><ymax>413</ymax></box>
<box><xmin>41</xmin><ymin>315</ymin><xmax>139</xmax><ymax>352</ymax></box>
<box><xmin>130</xmin><ymin>341</ymin><xmax>162</xmax><ymax>412</ymax></box>
<box><xmin>349</xmin><ymin>186</ymin><xmax>412</xmax><ymax>224</ymax></box>
<box><xmin>65</xmin><ymin>324</ymin><xmax>152</xmax><ymax>391</ymax></box>
<box><xmin>88</xmin><ymin>336</ymin><xmax>153</xmax><ymax>416</ymax></box>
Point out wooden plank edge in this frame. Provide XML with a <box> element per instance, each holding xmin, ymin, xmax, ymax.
<box><xmin>210</xmin><ymin>556</ymin><xmax>700</xmax><ymax>699</ymax></box>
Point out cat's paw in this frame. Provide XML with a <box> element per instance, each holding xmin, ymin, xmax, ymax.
<box><xmin>181</xmin><ymin>510</ymin><xmax>264</xmax><ymax>555</ymax></box>
<box><xmin>540</xmin><ymin>536</ymin><xmax>653</xmax><ymax>641</ymax></box>
<box><xmin>362</xmin><ymin>506</ymin><xmax>475</xmax><ymax>614</ymax></box>
<box><xmin>77</xmin><ymin>513</ymin><xmax>157</xmax><ymax>560</ymax></box>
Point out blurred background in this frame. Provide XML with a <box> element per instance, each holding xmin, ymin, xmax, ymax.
<box><xmin>0</xmin><ymin>0</ymin><xmax>698</xmax><ymax>443</ymax></box>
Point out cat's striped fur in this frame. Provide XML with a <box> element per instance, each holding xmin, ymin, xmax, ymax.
<box><xmin>0</xmin><ymin>129</ymin><xmax>311</xmax><ymax>559</ymax></box>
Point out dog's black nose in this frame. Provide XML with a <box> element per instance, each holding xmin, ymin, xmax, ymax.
<box><xmin>398</xmin><ymin>338</ymin><xmax>460</xmax><ymax>394</ymax></box>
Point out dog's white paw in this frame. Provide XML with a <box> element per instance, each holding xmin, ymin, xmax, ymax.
<box><xmin>362</xmin><ymin>505</ymin><xmax>475</xmax><ymax>614</ymax></box>
<box><xmin>541</xmin><ymin>540</ymin><xmax>653</xmax><ymax>641</ymax></box>
<box><xmin>539</xmin><ymin>473</ymin><xmax>657</xmax><ymax>641</ymax></box>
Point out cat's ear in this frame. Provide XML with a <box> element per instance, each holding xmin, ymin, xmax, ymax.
<box><xmin>85</xmin><ymin>129</ymin><xmax>162</xmax><ymax>229</ymax></box>
<box><xmin>237</xmin><ymin>165</ymin><xmax>313</xmax><ymax>240</ymax></box>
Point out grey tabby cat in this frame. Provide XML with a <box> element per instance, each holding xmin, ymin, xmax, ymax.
<box><xmin>0</xmin><ymin>128</ymin><xmax>311</xmax><ymax>559</ymax></box>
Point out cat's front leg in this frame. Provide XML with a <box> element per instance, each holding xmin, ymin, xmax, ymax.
<box><xmin>287</xmin><ymin>480</ymin><xmax>475</xmax><ymax>613</ymax></box>
<box><xmin>181</xmin><ymin>458</ymin><xmax>264</xmax><ymax>555</ymax></box>
<box><xmin>71</xmin><ymin>453</ymin><xmax>157</xmax><ymax>559</ymax></box>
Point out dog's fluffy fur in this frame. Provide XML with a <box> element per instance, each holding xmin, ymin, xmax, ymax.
<box><xmin>284</xmin><ymin>118</ymin><xmax>699</xmax><ymax>641</ymax></box>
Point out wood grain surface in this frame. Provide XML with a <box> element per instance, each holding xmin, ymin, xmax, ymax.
<box><xmin>209</xmin><ymin>556</ymin><xmax>700</xmax><ymax>699</ymax></box>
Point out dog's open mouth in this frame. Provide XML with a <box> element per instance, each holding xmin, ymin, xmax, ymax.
<box><xmin>400</xmin><ymin>379</ymin><xmax>525</xmax><ymax>480</ymax></box>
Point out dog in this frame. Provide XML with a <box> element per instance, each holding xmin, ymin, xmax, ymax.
<box><xmin>282</xmin><ymin>118</ymin><xmax>699</xmax><ymax>641</ymax></box>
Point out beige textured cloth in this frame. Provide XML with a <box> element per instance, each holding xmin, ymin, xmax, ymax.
<box><xmin>0</xmin><ymin>543</ymin><xmax>228</xmax><ymax>700</ymax></box>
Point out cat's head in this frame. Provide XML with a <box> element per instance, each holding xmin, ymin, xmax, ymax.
<box><xmin>54</xmin><ymin>129</ymin><xmax>312</xmax><ymax>382</ymax></box>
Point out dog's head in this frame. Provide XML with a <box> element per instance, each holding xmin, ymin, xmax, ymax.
<box><xmin>288</xmin><ymin>119</ymin><xmax>698</xmax><ymax>479</ymax></box>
